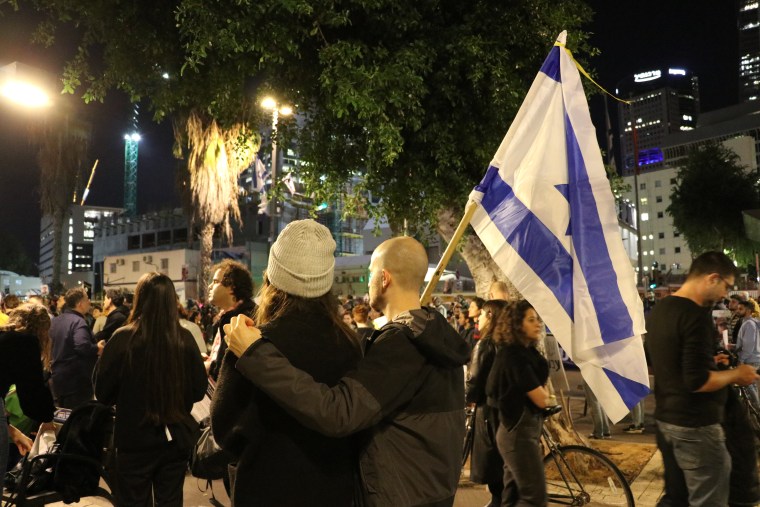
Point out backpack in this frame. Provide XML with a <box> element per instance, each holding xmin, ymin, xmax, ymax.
<box><xmin>53</xmin><ymin>401</ymin><xmax>114</xmax><ymax>503</ymax></box>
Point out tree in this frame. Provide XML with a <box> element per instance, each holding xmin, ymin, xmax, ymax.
<box><xmin>174</xmin><ymin>111</ymin><xmax>257</xmax><ymax>294</ymax></box>
<box><xmin>22</xmin><ymin>1</ymin><xmax>264</xmax><ymax>294</ymax></box>
<box><xmin>0</xmin><ymin>231</ymin><xmax>37</xmax><ymax>276</ymax></box>
<box><xmin>37</xmin><ymin>115</ymin><xmax>90</xmax><ymax>291</ymax></box>
<box><xmin>667</xmin><ymin>143</ymin><xmax>760</xmax><ymax>265</ymax></box>
<box><xmin>23</xmin><ymin>0</ymin><xmax>595</xmax><ymax>297</ymax></box>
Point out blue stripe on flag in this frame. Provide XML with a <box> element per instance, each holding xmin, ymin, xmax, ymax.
<box><xmin>565</xmin><ymin>114</ymin><xmax>634</xmax><ymax>343</ymax></box>
<box><xmin>603</xmin><ymin>367</ymin><xmax>650</xmax><ymax>409</ymax></box>
<box><xmin>477</xmin><ymin>166</ymin><xmax>574</xmax><ymax>319</ymax></box>
<box><xmin>539</xmin><ymin>46</ymin><xmax>561</xmax><ymax>83</ymax></box>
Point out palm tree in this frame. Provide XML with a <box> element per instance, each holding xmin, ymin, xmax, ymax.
<box><xmin>38</xmin><ymin>116</ymin><xmax>90</xmax><ymax>292</ymax></box>
<box><xmin>174</xmin><ymin>110</ymin><xmax>258</xmax><ymax>297</ymax></box>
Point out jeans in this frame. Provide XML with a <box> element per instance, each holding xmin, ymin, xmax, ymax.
<box><xmin>631</xmin><ymin>399</ymin><xmax>645</xmax><ymax>427</ymax></box>
<box><xmin>0</xmin><ymin>398</ymin><xmax>7</xmax><ymax>491</ymax></box>
<box><xmin>495</xmin><ymin>408</ymin><xmax>546</xmax><ymax>506</ymax></box>
<box><xmin>656</xmin><ymin>420</ymin><xmax>730</xmax><ymax>507</ymax></box>
<box><xmin>741</xmin><ymin>363</ymin><xmax>760</xmax><ymax>411</ymax></box>
<box><xmin>582</xmin><ymin>381</ymin><xmax>609</xmax><ymax>436</ymax></box>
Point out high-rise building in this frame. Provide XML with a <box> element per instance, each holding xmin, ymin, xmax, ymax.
<box><xmin>739</xmin><ymin>0</ymin><xmax>760</xmax><ymax>102</ymax></box>
<box><xmin>616</xmin><ymin>68</ymin><xmax>699</xmax><ymax>175</ymax></box>
<box><xmin>40</xmin><ymin>204</ymin><xmax>122</xmax><ymax>290</ymax></box>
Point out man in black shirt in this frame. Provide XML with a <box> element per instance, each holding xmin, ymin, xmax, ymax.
<box><xmin>647</xmin><ymin>251</ymin><xmax>758</xmax><ymax>506</ymax></box>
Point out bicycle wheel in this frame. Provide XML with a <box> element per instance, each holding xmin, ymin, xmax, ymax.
<box><xmin>543</xmin><ymin>445</ymin><xmax>633</xmax><ymax>506</ymax></box>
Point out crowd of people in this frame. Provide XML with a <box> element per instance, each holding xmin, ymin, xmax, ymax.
<box><xmin>3</xmin><ymin>228</ymin><xmax>760</xmax><ymax>506</ymax></box>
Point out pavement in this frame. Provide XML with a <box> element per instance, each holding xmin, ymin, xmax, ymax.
<box><xmin>41</xmin><ymin>370</ymin><xmax>665</xmax><ymax>506</ymax></box>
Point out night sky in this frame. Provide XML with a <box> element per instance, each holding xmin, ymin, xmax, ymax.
<box><xmin>0</xmin><ymin>1</ymin><xmax>740</xmax><ymax>269</ymax></box>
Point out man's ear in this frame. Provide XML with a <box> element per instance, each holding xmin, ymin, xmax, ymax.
<box><xmin>382</xmin><ymin>270</ymin><xmax>391</xmax><ymax>289</ymax></box>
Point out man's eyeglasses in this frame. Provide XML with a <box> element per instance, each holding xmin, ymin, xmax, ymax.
<box><xmin>719</xmin><ymin>276</ymin><xmax>736</xmax><ymax>291</ymax></box>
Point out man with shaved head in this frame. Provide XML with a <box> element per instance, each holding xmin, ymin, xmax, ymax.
<box><xmin>226</xmin><ymin>236</ymin><xmax>471</xmax><ymax>506</ymax></box>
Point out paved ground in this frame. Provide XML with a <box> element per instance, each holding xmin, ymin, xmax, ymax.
<box><xmin>40</xmin><ymin>370</ymin><xmax>664</xmax><ymax>506</ymax></box>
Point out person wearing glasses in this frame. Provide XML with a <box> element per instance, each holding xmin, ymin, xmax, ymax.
<box><xmin>647</xmin><ymin>251</ymin><xmax>759</xmax><ymax>506</ymax></box>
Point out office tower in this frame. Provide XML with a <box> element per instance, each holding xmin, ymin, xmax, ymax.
<box><xmin>739</xmin><ymin>0</ymin><xmax>760</xmax><ymax>102</ymax></box>
<box><xmin>616</xmin><ymin>68</ymin><xmax>699</xmax><ymax>175</ymax></box>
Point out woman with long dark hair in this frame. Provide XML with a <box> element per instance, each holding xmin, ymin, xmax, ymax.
<box><xmin>466</xmin><ymin>299</ymin><xmax>509</xmax><ymax>507</ymax></box>
<box><xmin>211</xmin><ymin>219</ymin><xmax>362</xmax><ymax>506</ymax></box>
<box><xmin>486</xmin><ymin>299</ymin><xmax>550</xmax><ymax>506</ymax></box>
<box><xmin>95</xmin><ymin>273</ymin><xmax>206</xmax><ymax>506</ymax></box>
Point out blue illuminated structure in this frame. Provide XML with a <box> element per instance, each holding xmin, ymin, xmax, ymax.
<box><xmin>123</xmin><ymin>104</ymin><xmax>140</xmax><ymax>217</ymax></box>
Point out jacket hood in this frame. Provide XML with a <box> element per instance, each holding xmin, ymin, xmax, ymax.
<box><xmin>391</xmin><ymin>307</ymin><xmax>470</xmax><ymax>368</ymax></box>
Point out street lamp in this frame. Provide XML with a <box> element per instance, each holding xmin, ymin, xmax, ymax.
<box><xmin>0</xmin><ymin>62</ymin><xmax>53</xmax><ymax>109</ymax></box>
<box><xmin>260</xmin><ymin>96</ymin><xmax>293</xmax><ymax>248</ymax></box>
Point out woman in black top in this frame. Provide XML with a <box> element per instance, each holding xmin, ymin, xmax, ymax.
<box><xmin>465</xmin><ymin>299</ymin><xmax>509</xmax><ymax>507</ymax></box>
<box><xmin>95</xmin><ymin>273</ymin><xmax>207</xmax><ymax>506</ymax></box>
<box><xmin>0</xmin><ymin>303</ymin><xmax>56</xmax><ymax>487</ymax></box>
<box><xmin>211</xmin><ymin>219</ymin><xmax>362</xmax><ymax>506</ymax></box>
<box><xmin>486</xmin><ymin>300</ymin><xmax>550</xmax><ymax>506</ymax></box>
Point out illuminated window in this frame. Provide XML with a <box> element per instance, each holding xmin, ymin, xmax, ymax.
<box><xmin>641</xmin><ymin>213</ymin><xmax>649</xmax><ymax>221</ymax></box>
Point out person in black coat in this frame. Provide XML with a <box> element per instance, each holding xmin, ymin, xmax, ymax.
<box><xmin>94</xmin><ymin>288</ymin><xmax>131</xmax><ymax>343</ymax></box>
<box><xmin>0</xmin><ymin>303</ymin><xmax>56</xmax><ymax>486</ymax></box>
<box><xmin>205</xmin><ymin>259</ymin><xmax>256</xmax><ymax>381</ymax></box>
<box><xmin>465</xmin><ymin>299</ymin><xmax>509</xmax><ymax>507</ymax></box>
<box><xmin>94</xmin><ymin>273</ymin><xmax>207</xmax><ymax>506</ymax></box>
<box><xmin>211</xmin><ymin>219</ymin><xmax>362</xmax><ymax>507</ymax></box>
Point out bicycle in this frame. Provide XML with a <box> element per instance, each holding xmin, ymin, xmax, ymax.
<box><xmin>736</xmin><ymin>384</ymin><xmax>760</xmax><ymax>440</ymax></box>
<box><xmin>542</xmin><ymin>405</ymin><xmax>634</xmax><ymax>506</ymax></box>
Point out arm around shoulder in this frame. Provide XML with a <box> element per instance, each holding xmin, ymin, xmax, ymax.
<box><xmin>235</xmin><ymin>340</ymin><xmax>383</xmax><ymax>437</ymax></box>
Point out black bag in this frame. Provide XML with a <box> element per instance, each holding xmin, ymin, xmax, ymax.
<box><xmin>4</xmin><ymin>452</ymin><xmax>57</xmax><ymax>495</ymax></box>
<box><xmin>189</xmin><ymin>425</ymin><xmax>233</xmax><ymax>480</ymax></box>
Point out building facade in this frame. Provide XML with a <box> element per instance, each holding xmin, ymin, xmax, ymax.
<box><xmin>621</xmin><ymin>102</ymin><xmax>760</xmax><ymax>284</ymax></box>
<box><xmin>617</xmin><ymin>68</ymin><xmax>699</xmax><ymax>175</ymax></box>
<box><xmin>740</xmin><ymin>0</ymin><xmax>760</xmax><ymax>103</ymax></box>
<box><xmin>103</xmin><ymin>249</ymin><xmax>201</xmax><ymax>304</ymax></box>
<box><xmin>39</xmin><ymin>204</ymin><xmax>122</xmax><ymax>290</ymax></box>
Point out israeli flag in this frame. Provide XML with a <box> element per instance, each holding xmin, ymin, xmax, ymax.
<box><xmin>469</xmin><ymin>32</ymin><xmax>649</xmax><ymax>422</ymax></box>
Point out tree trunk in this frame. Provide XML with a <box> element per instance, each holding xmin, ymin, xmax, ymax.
<box><xmin>51</xmin><ymin>209</ymin><xmax>65</xmax><ymax>292</ymax></box>
<box><xmin>436</xmin><ymin>205</ymin><xmax>582</xmax><ymax>445</ymax></box>
<box><xmin>199</xmin><ymin>222</ymin><xmax>215</xmax><ymax>302</ymax></box>
<box><xmin>436</xmin><ymin>207</ymin><xmax>518</xmax><ymax>299</ymax></box>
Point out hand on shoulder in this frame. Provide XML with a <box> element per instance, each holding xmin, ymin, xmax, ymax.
<box><xmin>223</xmin><ymin>314</ymin><xmax>261</xmax><ymax>357</ymax></box>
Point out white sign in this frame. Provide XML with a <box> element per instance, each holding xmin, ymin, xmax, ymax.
<box><xmin>544</xmin><ymin>333</ymin><xmax>570</xmax><ymax>391</ymax></box>
<box><xmin>634</xmin><ymin>70</ymin><xmax>662</xmax><ymax>82</ymax></box>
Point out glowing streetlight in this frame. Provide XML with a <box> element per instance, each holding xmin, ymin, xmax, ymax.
<box><xmin>260</xmin><ymin>96</ymin><xmax>293</xmax><ymax>248</ymax></box>
<box><xmin>0</xmin><ymin>62</ymin><xmax>53</xmax><ymax>109</ymax></box>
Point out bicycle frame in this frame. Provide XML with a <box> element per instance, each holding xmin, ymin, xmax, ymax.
<box><xmin>541</xmin><ymin>426</ymin><xmax>591</xmax><ymax>505</ymax></box>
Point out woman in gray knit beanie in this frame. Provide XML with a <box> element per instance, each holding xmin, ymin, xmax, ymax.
<box><xmin>210</xmin><ymin>219</ymin><xmax>362</xmax><ymax>506</ymax></box>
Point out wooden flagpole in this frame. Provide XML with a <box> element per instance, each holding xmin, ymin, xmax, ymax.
<box><xmin>420</xmin><ymin>200</ymin><xmax>479</xmax><ymax>306</ymax></box>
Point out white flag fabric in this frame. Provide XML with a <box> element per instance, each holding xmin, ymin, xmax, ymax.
<box><xmin>254</xmin><ymin>157</ymin><xmax>269</xmax><ymax>193</ymax></box>
<box><xmin>283</xmin><ymin>172</ymin><xmax>297</xmax><ymax>195</ymax></box>
<box><xmin>254</xmin><ymin>156</ymin><xmax>269</xmax><ymax>215</ymax></box>
<box><xmin>468</xmin><ymin>31</ymin><xmax>649</xmax><ymax>422</ymax></box>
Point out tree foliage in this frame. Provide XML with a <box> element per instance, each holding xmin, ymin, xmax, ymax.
<box><xmin>0</xmin><ymin>231</ymin><xmax>37</xmax><ymax>276</ymax></box>
<box><xmin>25</xmin><ymin>0</ymin><xmax>594</xmax><ymax>230</ymax></box>
<box><xmin>667</xmin><ymin>143</ymin><xmax>760</xmax><ymax>264</ymax></box>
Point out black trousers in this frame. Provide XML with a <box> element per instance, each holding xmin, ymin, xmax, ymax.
<box><xmin>55</xmin><ymin>389</ymin><xmax>93</xmax><ymax>410</ymax></box>
<box><xmin>114</xmin><ymin>444</ymin><xmax>189</xmax><ymax>507</ymax></box>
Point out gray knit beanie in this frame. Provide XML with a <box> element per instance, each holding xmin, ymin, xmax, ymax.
<box><xmin>267</xmin><ymin>219</ymin><xmax>336</xmax><ymax>298</ymax></box>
